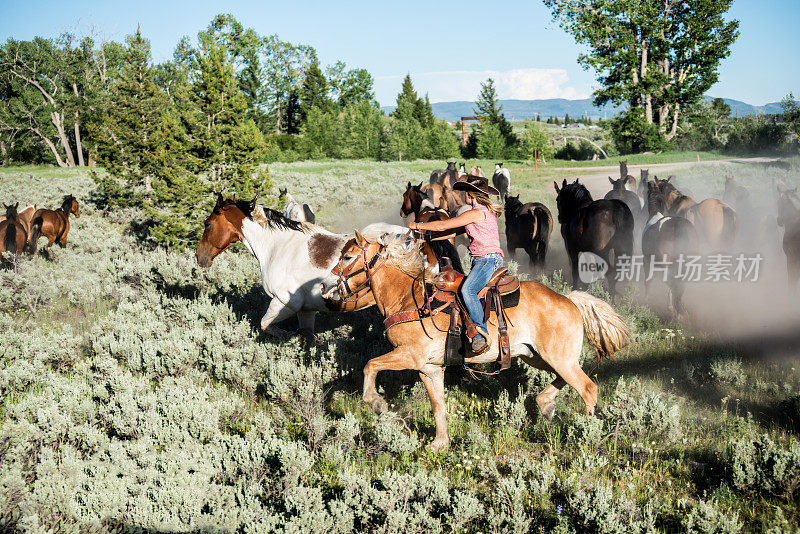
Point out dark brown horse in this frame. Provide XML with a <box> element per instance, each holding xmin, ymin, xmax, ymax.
<box><xmin>723</xmin><ymin>176</ymin><xmax>752</xmax><ymax>214</ymax></box>
<box><xmin>776</xmin><ymin>181</ymin><xmax>800</xmax><ymax>290</ymax></box>
<box><xmin>642</xmin><ymin>182</ymin><xmax>699</xmax><ymax>317</ymax></box>
<box><xmin>504</xmin><ymin>194</ymin><xmax>552</xmax><ymax>268</ymax></box>
<box><xmin>399</xmin><ymin>182</ymin><xmax>463</xmax><ymax>273</ymax></box>
<box><xmin>655</xmin><ymin>177</ymin><xmax>737</xmax><ymax>250</ymax></box>
<box><xmin>0</xmin><ymin>203</ymin><xmax>28</xmax><ymax>259</ymax></box>
<box><xmin>554</xmin><ymin>179</ymin><xmax>634</xmax><ymax>295</ymax></box>
<box><xmin>605</xmin><ymin>176</ymin><xmax>645</xmax><ymax>226</ymax></box>
<box><xmin>27</xmin><ymin>195</ymin><xmax>80</xmax><ymax>257</ymax></box>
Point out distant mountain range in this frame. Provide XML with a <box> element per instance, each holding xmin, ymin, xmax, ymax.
<box><xmin>380</xmin><ymin>97</ymin><xmax>786</xmax><ymax>122</ymax></box>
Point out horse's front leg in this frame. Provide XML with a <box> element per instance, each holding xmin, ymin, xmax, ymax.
<box><xmin>418</xmin><ymin>364</ymin><xmax>449</xmax><ymax>451</ymax></box>
<box><xmin>260</xmin><ymin>296</ymin><xmax>299</xmax><ymax>336</ymax></box>
<box><xmin>362</xmin><ymin>347</ymin><xmax>417</xmax><ymax>414</ymax></box>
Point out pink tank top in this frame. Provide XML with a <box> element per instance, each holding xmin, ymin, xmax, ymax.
<box><xmin>464</xmin><ymin>202</ymin><xmax>503</xmax><ymax>258</ymax></box>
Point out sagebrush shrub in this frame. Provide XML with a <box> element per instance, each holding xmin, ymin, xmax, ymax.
<box><xmin>603</xmin><ymin>377</ymin><xmax>680</xmax><ymax>442</ymax></box>
<box><xmin>683</xmin><ymin>499</ymin><xmax>743</xmax><ymax>534</ymax></box>
<box><xmin>728</xmin><ymin>433</ymin><xmax>800</xmax><ymax>500</ymax></box>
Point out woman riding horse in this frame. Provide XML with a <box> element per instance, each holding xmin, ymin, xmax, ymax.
<box><xmin>409</xmin><ymin>176</ymin><xmax>502</xmax><ymax>354</ymax></box>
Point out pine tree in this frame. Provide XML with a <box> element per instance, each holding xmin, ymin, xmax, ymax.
<box><xmin>189</xmin><ymin>33</ymin><xmax>270</xmax><ymax>199</ymax></box>
<box><xmin>298</xmin><ymin>59</ymin><xmax>332</xmax><ymax>123</ymax></box>
<box><xmin>94</xmin><ymin>28</ymin><xmax>169</xmax><ymax>206</ymax></box>
<box><xmin>395</xmin><ymin>74</ymin><xmax>418</xmax><ymax>111</ymax></box>
<box><xmin>474</xmin><ymin>78</ymin><xmax>516</xmax><ymax>150</ymax></box>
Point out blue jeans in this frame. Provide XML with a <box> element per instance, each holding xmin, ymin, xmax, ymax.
<box><xmin>460</xmin><ymin>253</ymin><xmax>504</xmax><ymax>340</ymax></box>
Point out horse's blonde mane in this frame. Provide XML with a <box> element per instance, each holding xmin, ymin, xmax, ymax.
<box><xmin>363</xmin><ymin>232</ymin><xmax>437</xmax><ymax>281</ymax></box>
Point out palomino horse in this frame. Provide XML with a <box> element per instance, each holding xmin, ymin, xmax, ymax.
<box><xmin>469</xmin><ymin>165</ymin><xmax>483</xmax><ymax>178</ymax></box>
<box><xmin>555</xmin><ymin>179</ymin><xmax>634</xmax><ymax>295</ymax></box>
<box><xmin>0</xmin><ymin>203</ymin><xmax>28</xmax><ymax>258</ymax></box>
<box><xmin>492</xmin><ymin>163</ymin><xmax>510</xmax><ymax>200</ymax></box>
<box><xmin>196</xmin><ymin>194</ymin><xmax>414</xmax><ymax>335</ymax></box>
<box><xmin>642</xmin><ymin>182</ymin><xmax>699</xmax><ymax>317</ymax></box>
<box><xmin>0</xmin><ymin>204</ymin><xmax>36</xmax><ymax>235</ymax></box>
<box><xmin>654</xmin><ymin>177</ymin><xmax>737</xmax><ymax>250</ymax></box>
<box><xmin>399</xmin><ymin>182</ymin><xmax>463</xmax><ymax>273</ymax></box>
<box><xmin>27</xmin><ymin>195</ymin><xmax>79</xmax><ymax>256</ymax></box>
<box><xmin>504</xmin><ymin>194</ymin><xmax>552</xmax><ymax>268</ymax></box>
<box><xmin>776</xmin><ymin>181</ymin><xmax>800</xmax><ymax>290</ymax></box>
<box><xmin>618</xmin><ymin>160</ymin><xmax>637</xmax><ymax>193</ymax></box>
<box><xmin>321</xmin><ymin>231</ymin><xmax>630</xmax><ymax>450</ymax></box>
<box><xmin>605</xmin><ymin>176</ymin><xmax>645</xmax><ymax>226</ymax></box>
<box><xmin>279</xmin><ymin>188</ymin><xmax>316</xmax><ymax>224</ymax></box>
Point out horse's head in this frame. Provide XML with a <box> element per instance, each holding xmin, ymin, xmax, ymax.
<box><xmin>62</xmin><ymin>195</ymin><xmax>79</xmax><ymax>218</ymax></box>
<box><xmin>608</xmin><ymin>176</ymin><xmax>626</xmax><ymax>192</ymax></box>
<box><xmin>4</xmin><ymin>203</ymin><xmax>18</xmax><ymax>221</ymax></box>
<box><xmin>554</xmin><ymin>178</ymin><xmax>592</xmax><ymax>223</ymax></box>
<box><xmin>400</xmin><ymin>182</ymin><xmax>423</xmax><ymax>218</ymax></box>
<box><xmin>504</xmin><ymin>194</ymin><xmax>522</xmax><ymax>214</ymax></box>
<box><xmin>321</xmin><ymin>230</ymin><xmax>383</xmax><ymax>303</ymax></box>
<box><xmin>278</xmin><ymin>188</ymin><xmax>287</xmax><ymax>200</ymax></box>
<box><xmin>495</xmin><ymin>163</ymin><xmax>503</xmax><ymax>171</ymax></box>
<box><xmin>195</xmin><ymin>193</ymin><xmax>251</xmax><ymax>268</ymax></box>
<box><xmin>446</xmin><ymin>162</ymin><xmax>456</xmax><ymax>171</ymax></box>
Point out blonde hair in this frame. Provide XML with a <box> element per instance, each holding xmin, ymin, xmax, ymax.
<box><xmin>468</xmin><ymin>191</ymin><xmax>503</xmax><ymax>216</ymax></box>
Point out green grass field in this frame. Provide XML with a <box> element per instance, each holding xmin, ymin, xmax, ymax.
<box><xmin>0</xmin><ymin>157</ymin><xmax>798</xmax><ymax>532</ymax></box>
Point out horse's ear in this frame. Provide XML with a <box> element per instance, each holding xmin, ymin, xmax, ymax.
<box><xmin>354</xmin><ymin>229</ymin><xmax>366</xmax><ymax>246</ymax></box>
<box><xmin>249</xmin><ymin>196</ymin><xmax>257</xmax><ymax>211</ymax></box>
<box><xmin>417</xmin><ymin>182</ymin><xmax>423</xmax><ymax>188</ymax></box>
<box><xmin>14</xmin><ymin>202</ymin><xmax>18</xmax><ymax>209</ymax></box>
<box><xmin>215</xmin><ymin>193</ymin><xmax>224</xmax><ymax>207</ymax></box>
<box><xmin>608</xmin><ymin>177</ymin><xmax>614</xmax><ymax>185</ymax></box>
<box><xmin>666</xmin><ymin>176</ymin><xmax>672</xmax><ymax>182</ymax></box>
<box><xmin>407</xmin><ymin>181</ymin><xmax>411</xmax><ymax>188</ymax></box>
<box><xmin>553</xmin><ymin>181</ymin><xmax>560</xmax><ymax>193</ymax></box>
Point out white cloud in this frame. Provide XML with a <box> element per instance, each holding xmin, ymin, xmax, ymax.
<box><xmin>375</xmin><ymin>68</ymin><xmax>591</xmax><ymax>106</ymax></box>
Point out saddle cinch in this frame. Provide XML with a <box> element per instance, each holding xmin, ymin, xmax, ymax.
<box><xmin>433</xmin><ymin>265</ymin><xmax>520</xmax><ymax>371</ymax></box>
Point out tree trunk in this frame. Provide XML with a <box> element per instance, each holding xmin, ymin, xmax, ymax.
<box><xmin>665</xmin><ymin>104</ymin><xmax>680</xmax><ymax>141</ymax></box>
<box><xmin>144</xmin><ymin>174</ymin><xmax>152</xmax><ymax>193</ymax></box>
<box><xmin>276</xmin><ymin>98</ymin><xmax>282</xmax><ymax>134</ymax></box>
<box><xmin>641</xmin><ymin>43</ymin><xmax>653</xmax><ymax>124</ymax></box>
<box><xmin>74</xmin><ymin>114</ymin><xmax>85</xmax><ymax>167</ymax></box>
<box><xmin>33</xmin><ymin>127</ymin><xmax>68</xmax><ymax>167</ymax></box>
<box><xmin>52</xmin><ymin>112</ymin><xmax>76</xmax><ymax>167</ymax></box>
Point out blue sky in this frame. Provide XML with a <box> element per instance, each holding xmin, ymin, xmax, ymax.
<box><xmin>2</xmin><ymin>0</ymin><xmax>798</xmax><ymax>106</ymax></box>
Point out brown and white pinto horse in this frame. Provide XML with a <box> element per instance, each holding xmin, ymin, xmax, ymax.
<box><xmin>399</xmin><ymin>182</ymin><xmax>464</xmax><ymax>272</ymax></box>
<box><xmin>27</xmin><ymin>195</ymin><xmax>79</xmax><ymax>256</ymax></box>
<box><xmin>321</xmin><ymin>232</ymin><xmax>630</xmax><ymax>451</ymax></box>
<box><xmin>654</xmin><ymin>177</ymin><xmax>737</xmax><ymax>250</ymax></box>
<box><xmin>0</xmin><ymin>203</ymin><xmax>28</xmax><ymax>258</ymax></box>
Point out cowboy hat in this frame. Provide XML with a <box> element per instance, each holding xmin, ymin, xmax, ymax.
<box><xmin>452</xmin><ymin>175</ymin><xmax>500</xmax><ymax>196</ymax></box>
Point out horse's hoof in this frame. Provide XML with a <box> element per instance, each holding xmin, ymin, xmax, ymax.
<box><xmin>429</xmin><ymin>438</ymin><xmax>449</xmax><ymax>452</ymax></box>
<box><xmin>296</xmin><ymin>328</ymin><xmax>315</xmax><ymax>343</ymax></box>
<box><xmin>539</xmin><ymin>402</ymin><xmax>556</xmax><ymax>422</ymax></box>
<box><xmin>264</xmin><ymin>325</ymin><xmax>291</xmax><ymax>338</ymax></box>
<box><xmin>370</xmin><ymin>397</ymin><xmax>388</xmax><ymax>414</ymax></box>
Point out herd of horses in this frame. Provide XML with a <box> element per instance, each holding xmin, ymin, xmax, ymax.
<box><xmin>5</xmin><ymin>160</ymin><xmax>799</xmax><ymax>451</ymax></box>
<box><xmin>0</xmin><ymin>195</ymin><xmax>80</xmax><ymax>263</ymax></box>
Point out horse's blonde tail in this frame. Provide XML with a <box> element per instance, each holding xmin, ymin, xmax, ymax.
<box><xmin>567</xmin><ymin>291</ymin><xmax>630</xmax><ymax>359</ymax></box>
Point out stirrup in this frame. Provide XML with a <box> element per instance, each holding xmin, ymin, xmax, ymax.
<box><xmin>470</xmin><ymin>328</ymin><xmax>491</xmax><ymax>355</ymax></box>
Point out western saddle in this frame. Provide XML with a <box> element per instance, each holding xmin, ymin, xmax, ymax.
<box><xmin>384</xmin><ymin>263</ymin><xmax>520</xmax><ymax>371</ymax></box>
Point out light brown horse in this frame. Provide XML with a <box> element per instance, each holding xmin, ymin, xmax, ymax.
<box><xmin>469</xmin><ymin>165</ymin><xmax>483</xmax><ymax>178</ymax></box>
<box><xmin>655</xmin><ymin>177</ymin><xmax>737</xmax><ymax>250</ymax></box>
<box><xmin>0</xmin><ymin>203</ymin><xmax>28</xmax><ymax>258</ymax></box>
<box><xmin>27</xmin><ymin>195</ymin><xmax>80</xmax><ymax>256</ymax></box>
<box><xmin>0</xmin><ymin>204</ymin><xmax>36</xmax><ymax>235</ymax></box>
<box><xmin>776</xmin><ymin>181</ymin><xmax>800</xmax><ymax>290</ymax></box>
<box><xmin>321</xmin><ymin>232</ymin><xmax>630</xmax><ymax>451</ymax></box>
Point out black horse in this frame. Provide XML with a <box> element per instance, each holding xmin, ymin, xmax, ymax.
<box><xmin>504</xmin><ymin>194</ymin><xmax>552</xmax><ymax>268</ymax></box>
<box><xmin>554</xmin><ymin>179</ymin><xmax>634</xmax><ymax>295</ymax></box>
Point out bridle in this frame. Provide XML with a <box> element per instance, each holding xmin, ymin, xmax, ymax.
<box><xmin>332</xmin><ymin>234</ymin><xmax>448</xmax><ymax>336</ymax></box>
<box><xmin>332</xmin><ymin>241</ymin><xmax>390</xmax><ymax>305</ymax></box>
